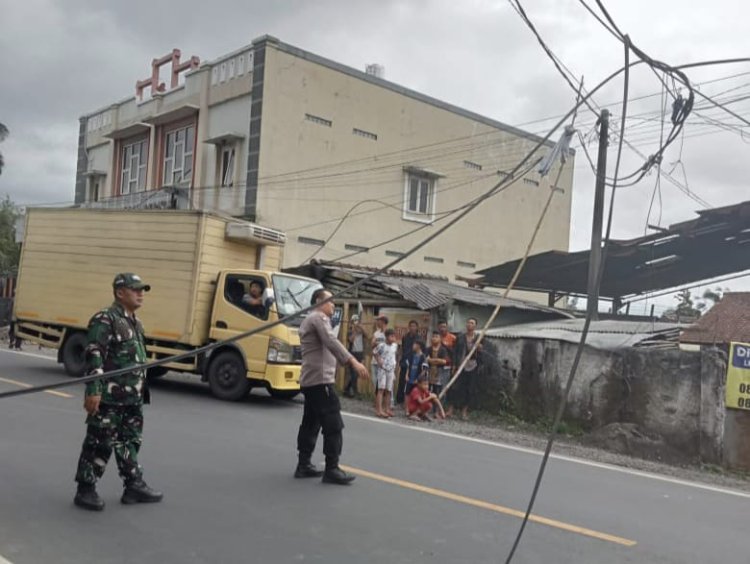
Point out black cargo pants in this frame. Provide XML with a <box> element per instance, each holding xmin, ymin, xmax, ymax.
<box><xmin>297</xmin><ymin>383</ymin><xmax>344</xmax><ymax>470</ymax></box>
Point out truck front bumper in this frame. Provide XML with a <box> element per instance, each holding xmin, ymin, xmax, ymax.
<box><xmin>262</xmin><ymin>364</ymin><xmax>301</xmax><ymax>391</ymax></box>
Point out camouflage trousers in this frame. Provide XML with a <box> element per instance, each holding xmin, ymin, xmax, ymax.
<box><xmin>75</xmin><ymin>403</ymin><xmax>144</xmax><ymax>486</ymax></box>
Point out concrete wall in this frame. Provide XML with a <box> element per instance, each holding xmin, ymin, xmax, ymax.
<box><xmin>76</xmin><ymin>37</ymin><xmax>574</xmax><ymax>285</ymax></box>
<box><xmin>256</xmin><ymin>41</ymin><xmax>574</xmax><ymax>280</ymax></box>
<box><xmin>197</xmin><ymin>95</ymin><xmax>253</xmax><ymax>215</ymax></box>
<box><xmin>724</xmin><ymin>409</ymin><xmax>750</xmax><ymax>469</ymax></box>
<box><xmin>482</xmin><ymin>337</ymin><xmax>728</xmax><ymax>465</ymax></box>
<box><xmin>79</xmin><ymin>48</ymin><xmax>249</xmax><ymax>207</ymax></box>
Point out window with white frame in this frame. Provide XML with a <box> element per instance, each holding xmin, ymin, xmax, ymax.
<box><xmin>163</xmin><ymin>125</ymin><xmax>195</xmax><ymax>187</ymax></box>
<box><xmin>219</xmin><ymin>145</ymin><xmax>236</xmax><ymax>187</ymax></box>
<box><xmin>120</xmin><ymin>139</ymin><xmax>147</xmax><ymax>195</ymax></box>
<box><xmin>404</xmin><ymin>173</ymin><xmax>436</xmax><ymax>221</ymax></box>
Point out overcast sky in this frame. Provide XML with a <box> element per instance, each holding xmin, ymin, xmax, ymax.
<box><xmin>1</xmin><ymin>0</ymin><xmax>748</xmax><ymax>312</ymax></box>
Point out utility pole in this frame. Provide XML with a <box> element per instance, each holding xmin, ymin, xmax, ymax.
<box><xmin>586</xmin><ymin>109</ymin><xmax>609</xmax><ymax>321</ymax></box>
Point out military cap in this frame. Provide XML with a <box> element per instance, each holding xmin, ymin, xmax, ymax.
<box><xmin>113</xmin><ymin>273</ymin><xmax>151</xmax><ymax>292</ymax></box>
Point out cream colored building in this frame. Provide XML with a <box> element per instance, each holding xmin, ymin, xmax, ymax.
<box><xmin>76</xmin><ymin>35</ymin><xmax>574</xmax><ymax>281</ymax></box>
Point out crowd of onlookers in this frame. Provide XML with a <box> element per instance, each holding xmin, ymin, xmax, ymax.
<box><xmin>344</xmin><ymin>315</ymin><xmax>483</xmax><ymax>422</ymax></box>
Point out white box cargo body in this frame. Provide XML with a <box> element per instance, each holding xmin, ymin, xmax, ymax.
<box><xmin>14</xmin><ymin>208</ymin><xmax>284</xmax><ymax>346</ymax></box>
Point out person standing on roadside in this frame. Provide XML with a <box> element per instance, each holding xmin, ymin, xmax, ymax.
<box><xmin>448</xmin><ymin>317</ymin><xmax>482</xmax><ymax>421</ymax></box>
<box><xmin>295</xmin><ymin>289</ymin><xmax>368</xmax><ymax>485</ymax></box>
<box><xmin>370</xmin><ymin>314</ymin><xmax>388</xmax><ymax>404</ymax></box>
<box><xmin>73</xmin><ymin>273</ymin><xmax>163</xmax><ymax>511</ymax></box>
<box><xmin>396</xmin><ymin>320</ymin><xmax>419</xmax><ymax>405</ymax></box>
<box><xmin>373</xmin><ymin>328</ymin><xmax>398</xmax><ymax>418</ymax></box>
<box><xmin>344</xmin><ymin>315</ymin><xmax>367</xmax><ymax>397</ymax></box>
<box><xmin>437</xmin><ymin>319</ymin><xmax>456</xmax><ymax>358</ymax></box>
<box><xmin>426</xmin><ymin>330</ymin><xmax>450</xmax><ymax>401</ymax></box>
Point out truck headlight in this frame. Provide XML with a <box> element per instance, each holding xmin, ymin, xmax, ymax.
<box><xmin>267</xmin><ymin>338</ymin><xmax>294</xmax><ymax>363</ymax></box>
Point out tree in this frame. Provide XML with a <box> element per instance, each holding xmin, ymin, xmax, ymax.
<box><xmin>0</xmin><ymin>123</ymin><xmax>7</xmax><ymax>176</ymax></box>
<box><xmin>661</xmin><ymin>289</ymin><xmax>702</xmax><ymax>322</ymax></box>
<box><xmin>0</xmin><ymin>196</ymin><xmax>21</xmax><ymax>274</ymax></box>
<box><xmin>675</xmin><ymin>289</ymin><xmax>696</xmax><ymax>316</ymax></box>
<box><xmin>696</xmin><ymin>287</ymin><xmax>729</xmax><ymax>312</ymax></box>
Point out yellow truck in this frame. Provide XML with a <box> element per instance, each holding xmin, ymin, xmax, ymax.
<box><xmin>12</xmin><ymin>208</ymin><xmax>323</xmax><ymax>401</ymax></box>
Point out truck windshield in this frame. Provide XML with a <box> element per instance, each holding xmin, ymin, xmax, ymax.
<box><xmin>272</xmin><ymin>275</ymin><xmax>324</xmax><ymax>326</ymax></box>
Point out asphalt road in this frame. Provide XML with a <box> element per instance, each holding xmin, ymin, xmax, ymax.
<box><xmin>0</xmin><ymin>348</ymin><xmax>748</xmax><ymax>564</ymax></box>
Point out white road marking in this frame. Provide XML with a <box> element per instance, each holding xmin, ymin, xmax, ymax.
<box><xmin>0</xmin><ymin>553</ymin><xmax>14</xmax><ymax>564</ymax></box>
<box><xmin>0</xmin><ymin>349</ymin><xmax>58</xmax><ymax>362</ymax></box>
<box><xmin>342</xmin><ymin>411</ymin><xmax>750</xmax><ymax>500</ymax></box>
<box><xmin>0</xmin><ymin>376</ymin><xmax>74</xmax><ymax>399</ymax></box>
<box><xmin>4</xmin><ymin>348</ymin><xmax>747</xmax><ymax>500</ymax></box>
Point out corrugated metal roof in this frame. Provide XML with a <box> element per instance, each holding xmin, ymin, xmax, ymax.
<box><xmin>375</xmin><ymin>275</ymin><xmax>571</xmax><ymax>316</ymax></box>
<box><xmin>287</xmin><ymin>261</ymin><xmax>573</xmax><ymax>317</ymax></box>
<box><xmin>476</xmin><ymin>199</ymin><xmax>750</xmax><ymax>299</ymax></box>
<box><xmin>485</xmin><ymin>318</ymin><xmax>684</xmax><ymax>350</ymax></box>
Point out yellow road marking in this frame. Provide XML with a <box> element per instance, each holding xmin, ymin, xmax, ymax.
<box><xmin>0</xmin><ymin>376</ymin><xmax>74</xmax><ymax>399</ymax></box>
<box><xmin>341</xmin><ymin>465</ymin><xmax>637</xmax><ymax>547</ymax></box>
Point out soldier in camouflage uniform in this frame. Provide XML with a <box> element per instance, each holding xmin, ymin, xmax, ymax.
<box><xmin>73</xmin><ymin>273</ymin><xmax>163</xmax><ymax>511</ymax></box>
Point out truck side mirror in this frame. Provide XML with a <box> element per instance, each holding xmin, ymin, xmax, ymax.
<box><xmin>263</xmin><ymin>287</ymin><xmax>275</xmax><ymax>309</ymax></box>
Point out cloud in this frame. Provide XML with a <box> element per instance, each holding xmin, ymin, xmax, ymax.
<box><xmin>1</xmin><ymin>0</ymin><xmax>749</xmax><ymax>300</ymax></box>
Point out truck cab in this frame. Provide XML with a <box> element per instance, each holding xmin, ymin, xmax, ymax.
<box><xmin>206</xmin><ymin>270</ymin><xmax>323</xmax><ymax>400</ymax></box>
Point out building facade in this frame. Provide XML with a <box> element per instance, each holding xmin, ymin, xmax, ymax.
<box><xmin>76</xmin><ymin>35</ymin><xmax>575</xmax><ymax>280</ymax></box>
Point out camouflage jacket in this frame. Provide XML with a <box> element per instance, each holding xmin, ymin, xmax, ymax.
<box><xmin>84</xmin><ymin>302</ymin><xmax>149</xmax><ymax>405</ymax></box>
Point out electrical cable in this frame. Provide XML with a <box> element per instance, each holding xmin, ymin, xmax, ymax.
<box><xmin>571</xmin><ymin>1</ymin><xmax>702</xmax><ymax>191</ymax></box>
<box><xmin>508</xmin><ymin>0</ymin><xmax>602</xmax><ymax>121</ymax></box>
<box><xmin>575</xmin><ymin>0</ymin><xmax>621</xmax><ymax>39</ymax></box>
<box><xmin>302</xmin><ymin>199</ymin><xmax>407</xmax><ymax>264</ymax></box>
<box><xmin>645</xmin><ymin>79</ymin><xmax>667</xmax><ymax>234</ymax></box>
<box><xmin>510</xmin><ymin>0</ymin><xmax>699</xmax><ymax>198</ymax></box>
<box><xmin>503</xmin><ymin>17</ymin><xmax>640</xmax><ymax>564</ymax></box>
<box><xmin>17</xmin><ymin>71</ymin><xmax>750</xmax><ymax>212</ymax></box>
<box><xmin>325</xmin><ymin>159</ymin><xmax>543</xmax><ymax>263</ymax></box>
<box><xmin>284</xmin><ymin>170</ymin><xmax>502</xmax><ymax>234</ymax></box>
<box><xmin>439</xmin><ymin>159</ymin><xmax>570</xmax><ymax>403</ymax></box>
<box><xmin>0</xmin><ymin>60</ymin><xmax>641</xmax><ymax>400</ymax></box>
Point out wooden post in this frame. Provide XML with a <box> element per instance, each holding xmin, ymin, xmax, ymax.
<box><xmin>337</xmin><ymin>301</ymin><xmax>350</xmax><ymax>391</ymax></box>
<box><xmin>586</xmin><ymin>109</ymin><xmax>609</xmax><ymax>321</ymax></box>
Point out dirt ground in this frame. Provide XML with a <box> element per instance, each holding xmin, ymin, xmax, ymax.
<box><xmin>338</xmin><ymin>394</ymin><xmax>750</xmax><ymax>493</ymax></box>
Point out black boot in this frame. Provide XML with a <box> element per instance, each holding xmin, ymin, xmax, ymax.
<box><xmin>322</xmin><ymin>467</ymin><xmax>356</xmax><ymax>485</ymax></box>
<box><xmin>295</xmin><ymin>462</ymin><xmax>324</xmax><ymax>478</ymax></box>
<box><xmin>74</xmin><ymin>484</ymin><xmax>105</xmax><ymax>511</ymax></box>
<box><xmin>121</xmin><ymin>480</ymin><xmax>163</xmax><ymax>504</ymax></box>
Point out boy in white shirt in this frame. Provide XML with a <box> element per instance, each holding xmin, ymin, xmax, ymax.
<box><xmin>374</xmin><ymin>329</ymin><xmax>398</xmax><ymax>418</ymax></box>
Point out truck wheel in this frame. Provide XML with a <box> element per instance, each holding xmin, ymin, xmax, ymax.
<box><xmin>61</xmin><ymin>332</ymin><xmax>88</xmax><ymax>377</ymax></box>
<box><xmin>147</xmin><ymin>367</ymin><xmax>168</xmax><ymax>381</ymax></box>
<box><xmin>269</xmin><ymin>390</ymin><xmax>300</xmax><ymax>400</ymax></box>
<box><xmin>208</xmin><ymin>351</ymin><xmax>250</xmax><ymax>401</ymax></box>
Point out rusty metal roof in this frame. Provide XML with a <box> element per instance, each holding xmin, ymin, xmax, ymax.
<box><xmin>375</xmin><ymin>275</ymin><xmax>565</xmax><ymax>314</ymax></box>
<box><xmin>475</xmin><ymin>199</ymin><xmax>750</xmax><ymax>300</ymax></box>
<box><xmin>288</xmin><ymin>261</ymin><xmax>573</xmax><ymax>317</ymax></box>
